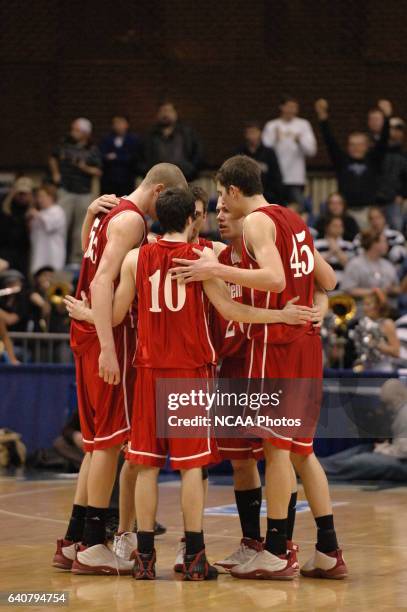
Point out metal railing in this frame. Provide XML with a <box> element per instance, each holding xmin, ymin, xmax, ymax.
<box><xmin>9</xmin><ymin>332</ymin><xmax>72</xmax><ymax>364</ymax></box>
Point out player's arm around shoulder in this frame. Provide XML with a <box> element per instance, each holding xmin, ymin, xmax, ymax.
<box><xmin>243</xmin><ymin>212</ymin><xmax>286</xmax><ymax>292</ymax></box>
<box><xmin>203</xmin><ymin>276</ymin><xmax>312</xmax><ymax>326</ymax></box>
<box><xmin>212</xmin><ymin>241</ymin><xmax>227</xmax><ymax>257</ymax></box>
<box><xmin>112</xmin><ymin>249</ymin><xmax>139</xmax><ymax>327</ymax></box>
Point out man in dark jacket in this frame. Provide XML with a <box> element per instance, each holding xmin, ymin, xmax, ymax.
<box><xmin>315</xmin><ymin>98</ymin><xmax>392</xmax><ymax>228</ymax></box>
<box><xmin>99</xmin><ymin>115</ymin><xmax>141</xmax><ymax>196</ymax></box>
<box><xmin>141</xmin><ymin>100</ymin><xmax>204</xmax><ymax>181</ymax></box>
<box><xmin>235</xmin><ymin>121</ymin><xmax>283</xmax><ymax>203</ymax></box>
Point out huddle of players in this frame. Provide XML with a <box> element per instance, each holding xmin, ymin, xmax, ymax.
<box><xmin>53</xmin><ymin>156</ymin><xmax>348</xmax><ymax>582</ymax></box>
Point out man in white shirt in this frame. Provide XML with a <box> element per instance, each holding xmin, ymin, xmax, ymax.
<box><xmin>28</xmin><ymin>184</ymin><xmax>67</xmax><ymax>274</ymax></box>
<box><xmin>262</xmin><ymin>95</ymin><xmax>317</xmax><ymax>207</ymax></box>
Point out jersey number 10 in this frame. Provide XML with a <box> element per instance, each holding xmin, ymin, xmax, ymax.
<box><xmin>148</xmin><ymin>269</ymin><xmax>186</xmax><ymax>312</ymax></box>
<box><xmin>290</xmin><ymin>231</ymin><xmax>314</xmax><ymax>278</ymax></box>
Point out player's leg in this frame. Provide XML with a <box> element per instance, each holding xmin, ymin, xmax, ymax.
<box><xmin>180</xmin><ymin>466</ymin><xmax>218</xmax><ymax>581</ymax></box>
<box><xmin>52</xmin><ymin>452</ymin><xmax>91</xmax><ymax>570</ymax></box>
<box><xmin>215</xmin><ymin>457</ymin><xmax>263</xmax><ymax>572</ymax></box>
<box><xmin>231</xmin><ymin>443</ymin><xmax>298</xmax><ymax>580</ymax></box>
<box><xmin>290</xmin><ymin>451</ymin><xmax>348</xmax><ymax>579</ymax></box>
<box><xmin>118</xmin><ymin>460</ymin><xmax>138</xmax><ymax>533</ymax></box>
<box><xmin>174</xmin><ymin>466</ymin><xmax>209</xmax><ymax>572</ymax></box>
<box><xmin>287</xmin><ymin>463</ymin><xmax>298</xmax><ymax>546</ymax></box>
<box><xmin>133</xmin><ymin>465</ymin><xmax>159</xmax><ymax>580</ymax></box>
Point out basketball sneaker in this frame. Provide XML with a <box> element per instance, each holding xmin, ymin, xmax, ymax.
<box><xmin>300</xmin><ymin>549</ymin><xmax>348</xmax><ymax>579</ymax></box>
<box><xmin>112</xmin><ymin>532</ymin><xmax>138</xmax><ymax>560</ymax></box>
<box><xmin>52</xmin><ymin>539</ymin><xmax>77</xmax><ymax>570</ymax></box>
<box><xmin>230</xmin><ymin>548</ymin><xmax>299</xmax><ymax>580</ymax></box>
<box><xmin>215</xmin><ymin>537</ymin><xmax>263</xmax><ymax>571</ymax></box>
<box><xmin>182</xmin><ymin>549</ymin><xmax>218</xmax><ymax>581</ymax></box>
<box><xmin>132</xmin><ymin>549</ymin><xmax>156</xmax><ymax>580</ymax></box>
<box><xmin>173</xmin><ymin>538</ymin><xmax>186</xmax><ymax>572</ymax></box>
<box><xmin>71</xmin><ymin>543</ymin><xmax>134</xmax><ymax>575</ymax></box>
<box><xmin>287</xmin><ymin>540</ymin><xmax>300</xmax><ymax>572</ymax></box>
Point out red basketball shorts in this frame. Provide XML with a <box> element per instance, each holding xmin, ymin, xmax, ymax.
<box><xmin>245</xmin><ymin>332</ymin><xmax>323</xmax><ymax>456</ymax></box>
<box><xmin>127</xmin><ymin>365</ymin><xmax>220</xmax><ymax>470</ymax></box>
<box><xmin>73</xmin><ymin>323</ymin><xmax>136</xmax><ymax>452</ymax></box>
<box><xmin>217</xmin><ymin>356</ymin><xmax>264</xmax><ymax>461</ymax></box>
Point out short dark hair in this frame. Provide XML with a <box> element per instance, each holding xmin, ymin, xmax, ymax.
<box><xmin>216</xmin><ymin>155</ymin><xmax>263</xmax><ymax>196</ymax></box>
<box><xmin>280</xmin><ymin>94</ymin><xmax>298</xmax><ymax>106</ymax></box>
<box><xmin>189</xmin><ymin>184</ymin><xmax>209</xmax><ymax>213</ymax></box>
<box><xmin>244</xmin><ymin>120</ymin><xmax>261</xmax><ymax>130</ymax></box>
<box><xmin>112</xmin><ymin>114</ymin><xmax>130</xmax><ymax>123</ymax></box>
<box><xmin>360</xmin><ymin>229</ymin><xmax>382</xmax><ymax>251</ymax></box>
<box><xmin>156</xmin><ymin>188</ymin><xmax>195</xmax><ymax>233</ymax></box>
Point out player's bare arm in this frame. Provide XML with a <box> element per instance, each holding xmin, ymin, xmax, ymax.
<box><xmin>212</xmin><ymin>241</ymin><xmax>227</xmax><ymax>257</ymax></box>
<box><xmin>81</xmin><ymin>194</ymin><xmax>120</xmax><ymax>252</ymax></box>
<box><xmin>172</xmin><ymin>213</ymin><xmax>286</xmax><ymax>293</ymax></box>
<box><xmin>203</xmin><ymin>276</ymin><xmax>312</xmax><ymax>326</ymax></box>
<box><xmin>313</xmin><ymin>248</ymin><xmax>337</xmax><ymax>291</ymax></box>
<box><xmin>111</xmin><ymin>249</ymin><xmax>139</xmax><ymax>326</ymax></box>
<box><xmin>64</xmin><ymin>250</ymin><xmax>138</xmax><ymax>326</ymax></box>
<box><xmin>91</xmin><ymin>212</ymin><xmax>145</xmax><ymax>385</ymax></box>
<box><xmin>312</xmin><ymin>287</ymin><xmax>329</xmax><ymax>327</ymax></box>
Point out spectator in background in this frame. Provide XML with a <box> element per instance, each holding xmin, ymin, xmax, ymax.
<box><xmin>0</xmin><ymin>177</ymin><xmax>33</xmax><ymax>277</ymax></box>
<box><xmin>315</xmin><ymin>192</ymin><xmax>360</xmax><ymax>241</ymax></box>
<box><xmin>27</xmin><ymin>185</ymin><xmax>66</xmax><ymax>275</ymax></box>
<box><xmin>49</xmin><ymin>118</ymin><xmax>102</xmax><ymax>264</ymax></box>
<box><xmin>357</xmin><ymin>290</ymin><xmax>400</xmax><ymax>371</ymax></box>
<box><xmin>262</xmin><ymin>95</ymin><xmax>317</xmax><ymax>207</ymax></box>
<box><xmin>341</xmin><ymin>230</ymin><xmax>400</xmax><ymax>309</ymax></box>
<box><xmin>142</xmin><ymin>100</ymin><xmax>203</xmax><ymax>181</ymax></box>
<box><xmin>0</xmin><ymin>319</ymin><xmax>20</xmax><ymax>364</ymax></box>
<box><xmin>99</xmin><ymin>115</ymin><xmax>140</xmax><ymax>196</ymax></box>
<box><xmin>314</xmin><ymin>216</ymin><xmax>355</xmax><ymax>288</ymax></box>
<box><xmin>314</xmin><ymin>98</ymin><xmax>391</xmax><ymax>228</ymax></box>
<box><xmin>367</xmin><ymin>106</ymin><xmax>385</xmax><ymax>143</ymax></box>
<box><xmin>0</xmin><ymin>269</ymin><xmax>29</xmax><ymax>332</ymax></box>
<box><xmin>353</xmin><ymin>206</ymin><xmax>406</xmax><ymax>269</ymax></box>
<box><xmin>235</xmin><ymin>121</ymin><xmax>283</xmax><ymax>202</ymax></box>
<box><xmin>375</xmin><ymin>117</ymin><xmax>407</xmax><ymax>231</ymax></box>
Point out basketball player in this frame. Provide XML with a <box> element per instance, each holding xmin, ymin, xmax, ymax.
<box><xmin>172</xmin><ymin>155</ymin><xmax>348</xmax><ymax>580</ymax></box>
<box><xmin>66</xmin><ymin>186</ymin><xmax>315</xmax><ymax>580</ymax></box>
<box><xmin>210</xmin><ymin>198</ymin><xmax>327</xmax><ymax>572</ymax></box>
<box><xmin>189</xmin><ymin>184</ymin><xmax>226</xmax><ymax>255</ymax></box>
<box><xmin>53</xmin><ymin>163</ymin><xmax>187</xmax><ymax>576</ymax></box>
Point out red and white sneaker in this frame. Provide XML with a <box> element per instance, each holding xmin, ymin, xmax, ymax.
<box><xmin>174</xmin><ymin>538</ymin><xmax>186</xmax><ymax>573</ymax></box>
<box><xmin>215</xmin><ymin>538</ymin><xmax>263</xmax><ymax>572</ymax></box>
<box><xmin>71</xmin><ymin>543</ymin><xmax>134</xmax><ymax>575</ymax></box>
<box><xmin>287</xmin><ymin>540</ymin><xmax>300</xmax><ymax>572</ymax></box>
<box><xmin>230</xmin><ymin>548</ymin><xmax>298</xmax><ymax>580</ymax></box>
<box><xmin>112</xmin><ymin>532</ymin><xmax>138</xmax><ymax>560</ymax></box>
<box><xmin>52</xmin><ymin>539</ymin><xmax>77</xmax><ymax>570</ymax></box>
<box><xmin>300</xmin><ymin>549</ymin><xmax>348</xmax><ymax>579</ymax></box>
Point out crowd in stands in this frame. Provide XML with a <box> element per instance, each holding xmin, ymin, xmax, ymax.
<box><xmin>0</xmin><ymin>96</ymin><xmax>406</xmax><ymax>370</ymax></box>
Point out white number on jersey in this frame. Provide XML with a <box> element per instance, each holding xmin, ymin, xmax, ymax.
<box><xmin>148</xmin><ymin>269</ymin><xmax>186</xmax><ymax>313</ymax></box>
<box><xmin>290</xmin><ymin>230</ymin><xmax>314</xmax><ymax>278</ymax></box>
<box><xmin>84</xmin><ymin>217</ymin><xmax>101</xmax><ymax>264</ymax></box>
<box><xmin>225</xmin><ymin>319</ymin><xmax>244</xmax><ymax>339</ymax></box>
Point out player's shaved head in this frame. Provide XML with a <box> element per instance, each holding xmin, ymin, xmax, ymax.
<box><xmin>143</xmin><ymin>163</ymin><xmax>187</xmax><ymax>190</ymax></box>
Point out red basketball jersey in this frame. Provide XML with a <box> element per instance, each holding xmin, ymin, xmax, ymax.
<box><xmin>197</xmin><ymin>236</ymin><xmax>213</xmax><ymax>249</ymax></box>
<box><xmin>134</xmin><ymin>240</ymin><xmax>216</xmax><ymax>368</ymax></box>
<box><xmin>71</xmin><ymin>198</ymin><xmax>147</xmax><ymax>353</ymax></box>
<box><xmin>242</xmin><ymin>204</ymin><xmax>315</xmax><ymax>345</ymax></box>
<box><xmin>211</xmin><ymin>245</ymin><xmax>246</xmax><ymax>360</ymax></box>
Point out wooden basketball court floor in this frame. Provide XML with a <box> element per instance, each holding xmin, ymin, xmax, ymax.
<box><xmin>1</xmin><ymin>472</ymin><xmax>407</xmax><ymax>611</ymax></box>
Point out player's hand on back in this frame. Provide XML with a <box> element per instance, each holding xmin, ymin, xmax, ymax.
<box><xmin>89</xmin><ymin>194</ymin><xmax>120</xmax><ymax>216</ymax></box>
<box><xmin>171</xmin><ymin>247</ymin><xmax>218</xmax><ymax>283</ymax></box>
<box><xmin>281</xmin><ymin>296</ymin><xmax>313</xmax><ymax>325</ymax></box>
<box><xmin>98</xmin><ymin>348</ymin><xmax>120</xmax><ymax>385</ymax></box>
<box><xmin>310</xmin><ymin>303</ymin><xmax>324</xmax><ymax>328</ymax></box>
<box><xmin>64</xmin><ymin>291</ymin><xmax>92</xmax><ymax>322</ymax></box>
